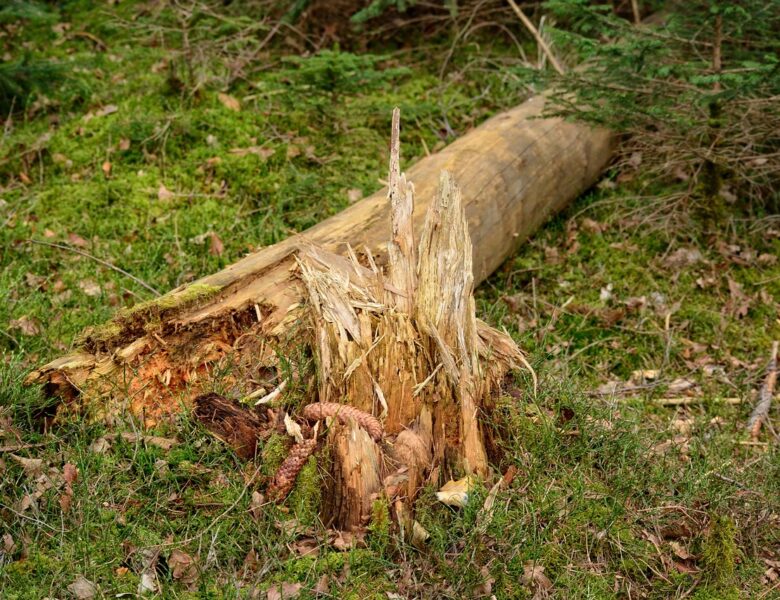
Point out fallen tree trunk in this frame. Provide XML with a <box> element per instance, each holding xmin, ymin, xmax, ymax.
<box><xmin>27</xmin><ymin>94</ymin><xmax>613</xmax><ymax>421</ymax></box>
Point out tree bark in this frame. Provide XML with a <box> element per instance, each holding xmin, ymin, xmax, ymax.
<box><xmin>26</xmin><ymin>94</ymin><xmax>614</xmax><ymax>427</ymax></box>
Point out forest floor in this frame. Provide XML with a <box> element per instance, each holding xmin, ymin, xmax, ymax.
<box><xmin>1</xmin><ymin>2</ymin><xmax>779</xmax><ymax>599</ymax></box>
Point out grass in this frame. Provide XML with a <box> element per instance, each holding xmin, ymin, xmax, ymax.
<box><xmin>2</xmin><ymin>1</ymin><xmax>780</xmax><ymax>599</ymax></box>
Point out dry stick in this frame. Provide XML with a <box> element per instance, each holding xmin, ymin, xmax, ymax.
<box><xmin>747</xmin><ymin>341</ymin><xmax>779</xmax><ymax>438</ymax></box>
<box><xmin>506</xmin><ymin>0</ymin><xmax>565</xmax><ymax>76</ymax></box>
<box><xmin>28</xmin><ymin>239</ymin><xmax>161</xmax><ymax>297</ymax></box>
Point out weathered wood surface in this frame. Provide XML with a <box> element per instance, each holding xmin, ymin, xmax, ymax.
<box><xmin>27</xmin><ymin>94</ymin><xmax>614</xmax><ymax>415</ymax></box>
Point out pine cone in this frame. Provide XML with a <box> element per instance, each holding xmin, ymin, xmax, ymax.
<box><xmin>268</xmin><ymin>438</ymin><xmax>317</xmax><ymax>500</ymax></box>
<box><xmin>302</xmin><ymin>402</ymin><xmax>383</xmax><ymax>442</ymax></box>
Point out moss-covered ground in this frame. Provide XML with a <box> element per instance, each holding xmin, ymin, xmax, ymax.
<box><xmin>1</xmin><ymin>2</ymin><xmax>778</xmax><ymax>598</ymax></box>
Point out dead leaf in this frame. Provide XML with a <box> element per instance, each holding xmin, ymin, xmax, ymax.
<box><xmin>669</xmin><ymin>541</ymin><xmax>693</xmax><ymax>560</ymax></box>
<box><xmin>436</xmin><ymin>476</ymin><xmax>475</xmax><ymax>508</ymax></box>
<box><xmin>209</xmin><ymin>232</ymin><xmax>224</xmax><ymax>257</ymax></box>
<box><xmin>523</xmin><ymin>562</ymin><xmax>553</xmax><ymax>597</ymax></box>
<box><xmin>725</xmin><ymin>278</ymin><xmax>751</xmax><ymax>318</ymax></box>
<box><xmin>68</xmin><ymin>232</ymin><xmax>88</xmax><ymax>247</ymax></box>
<box><xmin>217</xmin><ymin>92</ymin><xmax>241</xmax><ymax>112</ymax></box>
<box><xmin>116</xmin><ymin>432</ymin><xmax>177</xmax><ymax>450</ymax></box>
<box><xmin>79</xmin><ymin>280</ymin><xmax>102</xmax><ymax>297</ymax></box>
<box><xmin>473</xmin><ymin>565</ymin><xmax>495</xmax><ymax>597</ymax></box>
<box><xmin>138</xmin><ymin>571</ymin><xmax>158</xmax><ymax>595</ymax></box>
<box><xmin>283</xmin><ymin>412</ymin><xmax>304</xmax><ymax>444</ymax></box>
<box><xmin>90</xmin><ymin>437</ymin><xmax>111</xmax><ymax>454</ymax></box>
<box><xmin>169</xmin><ymin>549</ymin><xmax>198</xmax><ymax>587</ymax></box>
<box><xmin>25</xmin><ymin>272</ymin><xmax>46</xmax><ymax>289</ymax></box>
<box><xmin>9</xmin><ymin>316</ymin><xmax>41</xmax><ymax>336</ymax></box>
<box><xmin>158</xmin><ymin>184</ymin><xmax>174</xmax><ymax>202</ymax></box>
<box><xmin>266</xmin><ymin>582</ymin><xmax>302</xmax><ymax>600</ymax></box>
<box><xmin>314</xmin><ymin>574</ymin><xmax>329</xmax><ymax>595</ymax></box>
<box><xmin>102</xmin><ymin>160</ymin><xmax>112</xmax><ymax>177</ymax></box>
<box><xmin>229</xmin><ymin>146</ymin><xmax>274</xmax><ymax>160</ymax></box>
<box><xmin>292</xmin><ymin>537</ymin><xmax>320</xmax><ymax>557</ymax></box>
<box><xmin>59</xmin><ymin>490</ymin><xmax>73</xmax><ymax>513</ymax></box>
<box><xmin>664</xmin><ymin>247</ymin><xmax>702</xmax><ymax>269</ymax></box>
<box><xmin>63</xmin><ymin>463</ymin><xmax>78</xmax><ymax>485</ymax></box>
<box><xmin>68</xmin><ymin>575</ymin><xmax>97</xmax><ymax>599</ymax></box>
<box><xmin>346</xmin><ymin>188</ymin><xmax>362</xmax><ymax>203</ymax></box>
<box><xmin>250</xmin><ymin>491</ymin><xmax>265</xmax><ymax>521</ymax></box>
<box><xmin>95</xmin><ymin>104</ymin><xmax>118</xmax><ymax>117</ymax></box>
<box><xmin>10</xmin><ymin>454</ymin><xmax>44</xmax><ymax>477</ymax></box>
<box><xmin>119</xmin><ymin>138</ymin><xmax>130</xmax><ymax>151</ymax></box>
<box><xmin>286</xmin><ymin>144</ymin><xmax>301</xmax><ymax>159</ymax></box>
<box><xmin>630</xmin><ymin>369</ymin><xmax>659</xmax><ymax>384</ymax></box>
<box><xmin>581</xmin><ymin>218</ymin><xmax>604</xmax><ymax>234</ymax></box>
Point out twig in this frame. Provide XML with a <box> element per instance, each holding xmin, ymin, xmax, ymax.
<box><xmin>747</xmin><ymin>341</ymin><xmax>779</xmax><ymax>438</ymax></box>
<box><xmin>630</xmin><ymin>0</ymin><xmax>641</xmax><ymax>25</ymax></box>
<box><xmin>505</xmin><ymin>0</ymin><xmax>565</xmax><ymax>75</ymax></box>
<box><xmin>27</xmin><ymin>239</ymin><xmax>161</xmax><ymax>297</ymax></box>
<box><xmin>251</xmin><ymin>378</ymin><xmax>287</xmax><ymax>405</ymax></box>
<box><xmin>654</xmin><ymin>396</ymin><xmax>741</xmax><ymax>407</ymax></box>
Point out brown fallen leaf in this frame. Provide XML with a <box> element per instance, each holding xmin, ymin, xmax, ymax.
<box><xmin>119</xmin><ymin>138</ymin><xmax>130</xmax><ymax>151</ymax></box>
<box><xmin>523</xmin><ymin>561</ymin><xmax>553</xmax><ymax>597</ymax></box>
<box><xmin>209</xmin><ymin>232</ymin><xmax>224</xmax><ymax>257</ymax></box>
<box><xmin>724</xmin><ymin>277</ymin><xmax>751</xmax><ymax>318</ymax></box>
<box><xmin>229</xmin><ymin>146</ymin><xmax>274</xmax><ymax>160</ymax></box>
<box><xmin>63</xmin><ymin>462</ymin><xmax>78</xmax><ymax>485</ymax></box>
<box><xmin>292</xmin><ymin>537</ymin><xmax>320</xmax><ymax>557</ymax></box>
<box><xmin>68</xmin><ymin>232</ymin><xmax>88</xmax><ymax>247</ymax></box>
<box><xmin>346</xmin><ymin>188</ymin><xmax>362</xmax><ymax>203</ymax></box>
<box><xmin>95</xmin><ymin>104</ymin><xmax>118</xmax><ymax>117</ymax></box>
<box><xmin>114</xmin><ymin>432</ymin><xmax>178</xmax><ymax>450</ymax></box>
<box><xmin>669</xmin><ymin>540</ymin><xmax>693</xmax><ymax>560</ymax></box>
<box><xmin>266</xmin><ymin>582</ymin><xmax>302</xmax><ymax>600</ymax></box>
<box><xmin>10</xmin><ymin>454</ymin><xmax>44</xmax><ymax>477</ymax></box>
<box><xmin>169</xmin><ymin>549</ymin><xmax>198</xmax><ymax>588</ymax></box>
<box><xmin>158</xmin><ymin>184</ymin><xmax>174</xmax><ymax>202</ymax></box>
<box><xmin>9</xmin><ymin>316</ymin><xmax>41</xmax><ymax>336</ymax></box>
<box><xmin>68</xmin><ymin>575</ymin><xmax>97</xmax><ymax>599</ymax></box>
<box><xmin>59</xmin><ymin>489</ymin><xmax>73</xmax><ymax>513</ymax></box>
<box><xmin>79</xmin><ymin>280</ymin><xmax>102</xmax><ymax>297</ymax></box>
<box><xmin>217</xmin><ymin>92</ymin><xmax>241</xmax><ymax>112</ymax></box>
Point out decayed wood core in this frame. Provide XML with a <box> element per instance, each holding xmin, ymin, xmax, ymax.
<box><xmin>26</xmin><ymin>94</ymin><xmax>613</xmax><ymax>426</ymax></box>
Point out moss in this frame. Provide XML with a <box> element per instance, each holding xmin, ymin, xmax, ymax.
<box><xmin>368</xmin><ymin>496</ymin><xmax>391</xmax><ymax>554</ymax></box>
<box><xmin>700</xmin><ymin>513</ymin><xmax>739</xmax><ymax>587</ymax></box>
<box><xmin>287</xmin><ymin>455</ymin><xmax>322</xmax><ymax>527</ymax></box>
<box><xmin>260</xmin><ymin>432</ymin><xmax>290</xmax><ymax>478</ymax></box>
<box><xmin>77</xmin><ymin>283</ymin><xmax>222</xmax><ymax>350</ymax></box>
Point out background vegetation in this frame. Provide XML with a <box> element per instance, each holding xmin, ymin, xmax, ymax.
<box><xmin>1</xmin><ymin>1</ymin><xmax>778</xmax><ymax>598</ymax></box>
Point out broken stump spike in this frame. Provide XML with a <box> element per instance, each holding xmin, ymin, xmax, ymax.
<box><xmin>387</xmin><ymin>107</ymin><xmax>417</xmax><ymax>313</ymax></box>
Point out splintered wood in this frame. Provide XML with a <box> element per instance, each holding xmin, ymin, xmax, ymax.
<box><xmin>299</xmin><ymin>109</ymin><xmax>527</xmax><ymax>529</ymax></box>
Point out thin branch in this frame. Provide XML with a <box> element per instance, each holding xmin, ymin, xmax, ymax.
<box><xmin>28</xmin><ymin>239</ymin><xmax>161</xmax><ymax>297</ymax></box>
<box><xmin>505</xmin><ymin>0</ymin><xmax>565</xmax><ymax>75</ymax></box>
<box><xmin>747</xmin><ymin>341</ymin><xmax>779</xmax><ymax>437</ymax></box>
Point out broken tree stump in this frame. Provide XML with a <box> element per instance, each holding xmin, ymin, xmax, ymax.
<box><xmin>294</xmin><ymin>110</ymin><xmax>527</xmax><ymax>528</ymax></box>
